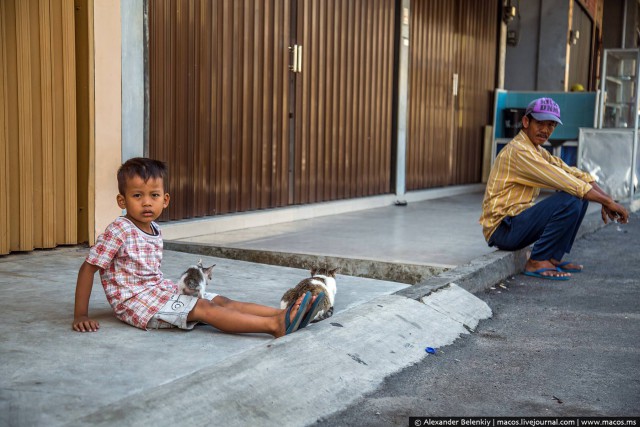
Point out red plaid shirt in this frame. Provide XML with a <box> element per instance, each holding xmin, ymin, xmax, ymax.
<box><xmin>86</xmin><ymin>217</ymin><xmax>178</xmax><ymax>329</ymax></box>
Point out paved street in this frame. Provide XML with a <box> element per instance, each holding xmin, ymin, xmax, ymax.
<box><xmin>317</xmin><ymin>213</ymin><xmax>640</xmax><ymax>425</ymax></box>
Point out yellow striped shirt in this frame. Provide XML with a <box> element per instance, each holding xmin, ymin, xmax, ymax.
<box><xmin>480</xmin><ymin>130</ymin><xmax>594</xmax><ymax>241</ymax></box>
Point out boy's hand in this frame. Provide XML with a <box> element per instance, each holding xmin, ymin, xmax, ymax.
<box><xmin>73</xmin><ymin>261</ymin><xmax>100</xmax><ymax>332</ymax></box>
<box><xmin>73</xmin><ymin>316</ymin><xmax>100</xmax><ymax>332</ymax></box>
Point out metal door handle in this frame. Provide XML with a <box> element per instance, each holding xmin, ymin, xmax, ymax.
<box><xmin>453</xmin><ymin>73</ymin><xmax>459</xmax><ymax>96</ymax></box>
<box><xmin>289</xmin><ymin>45</ymin><xmax>302</xmax><ymax>73</ymax></box>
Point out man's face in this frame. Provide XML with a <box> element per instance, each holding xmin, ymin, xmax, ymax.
<box><xmin>522</xmin><ymin>116</ymin><xmax>557</xmax><ymax>146</ymax></box>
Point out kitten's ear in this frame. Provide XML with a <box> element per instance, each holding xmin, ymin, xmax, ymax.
<box><xmin>204</xmin><ymin>264</ymin><xmax>215</xmax><ymax>279</ymax></box>
<box><xmin>310</xmin><ymin>267</ymin><xmax>317</xmax><ymax>276</ymax></box>
<box><xmin>197</xmin><ymin>259</ymin><xmax>203</xmax><ymax>267</ymax></box>
<box><xmin>329</xmin><ymin>267</ymin><xmax>339</xmax><ymax>277</ymax></box>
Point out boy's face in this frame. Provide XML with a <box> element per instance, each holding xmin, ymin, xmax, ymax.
<box><xmin>116</xmin><ymin>175</ymin><xmax>170</xmax><ymax>233</ymax></box>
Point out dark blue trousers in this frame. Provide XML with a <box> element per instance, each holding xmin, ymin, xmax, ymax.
<box><xmin>489</xmin><ymin>192</ymin><xmax>589</xmax><ymax>262</ymax></box>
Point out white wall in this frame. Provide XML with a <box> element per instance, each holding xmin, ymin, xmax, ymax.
<box><xmin>504</xmin><ymin>0</ymin><xmax>570</xmax><ymax>91</ymax></box>
<box><xmin>121</xmin><ymin>0</ymin><xmax>145</xmax><ymax>160</ymax></box>
<box><xmin>94</xmin><ymin>0</ymin><xmax>123</xmax><ymax>237</ymax></box>
<box><xmin>537</xmin><ymin>0</ymin><xmax>570</xmax><ymax>90</ymax></box>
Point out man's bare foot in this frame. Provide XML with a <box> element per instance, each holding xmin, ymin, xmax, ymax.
<box><xmin>550</xmin><ymin>259</ymin><xmax>583</xmax><ymax>272</ymax></box>
<box><xmin>273</xmin><ymin>294</ymin><xmax>316</xmax><ymax>338</ymax></box>
<box><xmin>525</xmin><ymin>259</ymin><xmax>571</xmax><ymax>278</ymax></box>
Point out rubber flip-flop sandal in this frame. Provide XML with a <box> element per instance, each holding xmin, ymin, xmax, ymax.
<box><xmin>285</xmin><ymin>291</ymin><xmax>312</xmax><ymax>334</ymax></box>
<box><xmin>523</xmin><ymin>267</ymin><xmax>570</xmax><ymax>281</ymax></box>
<box><xmin>556</xmin><ymin>261</ymin><xmax>582</xmax><ymax>273</ymax></box>
<box><xmin>298</xmin><ymin>292</ymin><xmax>326</xmax><ymax>329</ymax></box>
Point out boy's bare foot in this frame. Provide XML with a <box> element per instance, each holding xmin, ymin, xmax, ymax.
<box><xmin>525</xmin><ymin>259</ymin><xmax>571</xmax><ymax>278</ymax></box>
<box><xmin>274</xmin><ymin>294</ymin><xmax>316</xmax><ymax>338</ymax></box>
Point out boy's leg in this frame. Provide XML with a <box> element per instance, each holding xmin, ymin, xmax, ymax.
<box><xmin>211</xmin><ymin>295</ymin><xmax>281</xmax><ymax>317</ymax></box>
<box><xmin>187</xmin><ymin>294</ymin><xmax>312</xmax><ymax>338</ymax></box>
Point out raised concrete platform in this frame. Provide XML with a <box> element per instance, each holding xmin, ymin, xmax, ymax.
<box><xmin>0</xmin><ymin>247</ymin><xmax>489</xmax><ymax>427</ymax></box>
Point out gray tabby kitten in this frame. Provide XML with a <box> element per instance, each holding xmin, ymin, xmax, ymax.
<box><xmin>177</xmin><ymin>260</ymin><xmax>215</xmax><ymax>298</ymax></box>
<box><xmin>280</xmin><ymin>267</ymin><xmax>338</xmax><ymax>323</ymax></box>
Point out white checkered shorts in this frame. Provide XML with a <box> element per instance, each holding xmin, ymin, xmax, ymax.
<box><xmin>146</xmin><ymin>292</ymin><xmax>217</xmax><ymax>330</ymax></box>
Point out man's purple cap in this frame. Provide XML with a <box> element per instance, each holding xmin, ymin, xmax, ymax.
<box><xmin>525</xmin><ymin>97</ymin><xmax>563</xmax><ymax>125</ymax></box>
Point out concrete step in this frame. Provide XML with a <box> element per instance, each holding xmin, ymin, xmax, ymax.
<box><xmin>165</xmin><ymin>240</ymin><xmax>449</xmax><ymax>285</ymax></box>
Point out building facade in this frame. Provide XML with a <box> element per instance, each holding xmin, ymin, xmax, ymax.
<box><xmin>3</xmin><ymin>0</ymin><xmax>614</xmax><ymax>254</ymax></box>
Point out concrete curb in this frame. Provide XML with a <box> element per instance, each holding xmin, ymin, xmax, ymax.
<box><xmin>396</xmin><ymin>248</ymin><xmax>530</xmax><ymax>299</ymax></box>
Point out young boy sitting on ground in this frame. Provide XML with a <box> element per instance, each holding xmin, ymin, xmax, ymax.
<box><xmin>72</xmin><ymin>157</ymin><xmax>322</xmax><ymax>337</ymax></box>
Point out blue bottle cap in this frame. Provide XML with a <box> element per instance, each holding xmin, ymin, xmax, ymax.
<box><xmin>425</xmin><ymin>347</ymin><xmax>436</xmax><ymax>354</ymax></box>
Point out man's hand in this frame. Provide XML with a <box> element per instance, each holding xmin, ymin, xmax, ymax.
<box><xmin>602</xmin><ymin>201</ymin><xmax>629</xmax><ymax>224</ymax></box>
<box><xmin>72</xmin><ymin>316</ymin><xmax>100</xmax><ymax>332</ymax></box>
<box><xmin>587</xmin><ymin>183</ymin><xmax>629</xmax><ymax>225</ymax></box>
<box><xmin>601</xmin><ymin>205</ymin><xmax>615</xmax><ymax>224</ymax></box>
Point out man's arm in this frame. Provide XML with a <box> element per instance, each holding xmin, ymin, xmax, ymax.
<box><xmin>583</xmin><ymin>182</ymin><xmax>629</xmax><ymax>224</ymax></box>
<box><xmin>520</xmin><ymin>149</ymin><xmax>629</xmax><ymax>224</ymax></box>
<box><xmin>515</xmin><ymin>148</ymin><xmax>593</xmax><ymax>199</ymax></box>
<box><xmin>72</xmin><ymin>261</ymin><xmax>101</xmax><ymax>332</ymax></box>
<box><xmin>546</xmin><ymin>152</ymin><xmax>594</xmax><ymax>183</ymax></box>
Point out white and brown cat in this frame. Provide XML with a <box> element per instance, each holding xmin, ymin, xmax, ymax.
<box><xmin>280</xmin><ymin>267</ymin><xmax>338</xmax><ymax>324</ymax></box>
<box><xmin>177</xmin><ymin>259</ymin><xmax>215</xmax><ymax>298</ymax></box>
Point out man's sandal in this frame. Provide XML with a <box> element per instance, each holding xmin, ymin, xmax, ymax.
<box><xmin>556</xmin><ymin>261</ymin><xmax>582</xmax><ymax>273</ymax></box>
<box><xmin>523</xmin><ymin>267</ymin><xmax>570</xmax><ymax>281</ymax></box>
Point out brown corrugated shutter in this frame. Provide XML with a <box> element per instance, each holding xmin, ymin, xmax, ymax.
<box><xmin>456</xmin><ymin>0</ymin><xmax>498</xmax><ymax>184</ymax></box>
<box><xmin>0</xmin><ymin>0</ymin><xmax>77</xmax><ymax>255</ymax></box>
<box><xmin>293</xmin><ymin>0</ymin><xmax>395</xmax><ymax>204</ymax></box>
<box><xmin>407</xmin><ymin>0</ymin><xmax>457</xmax><ymax>189</ymax></box>
<box><xmin>150</xmin><ymin>0</ymin><xmax>397</xmax><ymax>219</ymax></box>
<box><xmin>149</xmin><ymin>0</ymin><xmax>291</xmax><ymax>221</ymax></box>
<box><xmin>407</xmin><ymin>0</ymin><xmax>497</xmax><ymax>190</ymax></box>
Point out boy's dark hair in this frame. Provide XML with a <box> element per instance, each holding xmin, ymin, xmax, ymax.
<box><xmin>117</xmin><ymin>157</ymin><xmax>168</xmax><ymax>195</ymax></box>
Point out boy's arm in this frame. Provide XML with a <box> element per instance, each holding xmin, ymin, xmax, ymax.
<box><xmin>72</xmin><ymin>261</ymin><xmax>101</xmax><ymax>332</ymax></box>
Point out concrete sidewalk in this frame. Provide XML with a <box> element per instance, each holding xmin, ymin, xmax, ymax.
<box><xmin>0</xmin><ymin>248</ymin><xmax>410</xmax><ymax>426</ymax></box>
<box><xmin>0</xmin><ymin>190</ymin><xmax>633</xmax><ymax>426</ymax></box>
